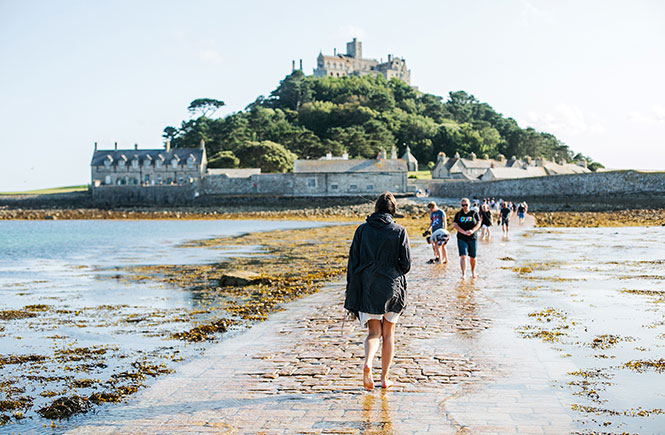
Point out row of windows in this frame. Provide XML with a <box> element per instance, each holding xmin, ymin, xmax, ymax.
<box><xmin>307</xmin><ymin>179</ymin><xmax>374</xmax><ymax>191</ymax></box>
<box><xmin>103</xmin><ymin>159</ymin><xmax>196</xmax><ymax>170</ymax></box>
<box><xmin>103</xmin><ymin>174</ymin><xmax>193</xmax><ymax>186</ymax></box>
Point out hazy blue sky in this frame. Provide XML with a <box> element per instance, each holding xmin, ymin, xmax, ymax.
<box><xmin>1</xmin><ymin>0</ymin><xmax>664</xmax><ymax>191</ymax></box>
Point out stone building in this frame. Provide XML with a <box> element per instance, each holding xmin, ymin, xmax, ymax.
<box><xmin>313</xmin><ymin>38</ymin><xmax>411</xmax><ymax>84</ymax></box>
<box><xmin>431</xmin><ymin>152</ymin><xmax>590</xmax><ymax>181</ymax></box>
<box><xmin>291</xmin><ymin>152</ymin><xmax>408</xmax><ymax>195</ymax></box>
<box><xmin>400</xmin><ymin>145</ymin><xmax>418</xmax><ymax>171</ymax></box>
<box><xmin>90</xmin><ymin>141</ymin><xmax>207</xmax><ymax>188</ymax></box>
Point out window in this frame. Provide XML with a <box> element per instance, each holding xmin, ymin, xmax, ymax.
<box><xmin>171</xmin><ymin>159</ymin><xmax>178</xmax><ymax>169</ymax></box>
<box><xmin>330</xmin><ymin>184</ymin><xmax>338</xmax><ymax>190</ymax></box>
<box><xmin>178</xmin><ymin>175</ymin><xmax>184</xmax><ymax>184</ymax></box>
<box><xmin>132</xmin><ymin>160</ymin><xmax>138</xmax><ymax>169</ymax></box>
<box><xmin>349</xmin><ymin>184</ymin><xmax>357</xmax><ymax>191</ymax></box>
<box><xmin>167</xmin><ymin>177</ymin><xmax>173</xmax><ymax>184</ymax></box>
<box><xmin>144</xmin><ymin>175</ymin><xmax>150</xmax><ymax>184</ymax></box>
<box><xmin>104</xmin><ymin>159</ymin><xmax>111</xmax><ymax>169</ymax></box>
<box><xmin>156</xmin><ymin>160</ymin><xmax>163</xmax><ymax>169</ymax></box>
<box><xmin>157</xmin><ymin>176</ymin><xmax>163</xmax><ymax>185</ymax></box>
<box><xmin>144</xmin><ymin>160</ymin><xmax>151</xmax><ymax>169</ymax></box>
<box><xmin>366</xmin><ymin>185</ymin><xmax>374</xmax><ymax>191</ymax></box>
<box><xmin>105</xmin><ymin>175</ymin><xmax>111</xmax><ymax>185</ymax></box>
<box><xmin>118</xmin><ymin>160</ymin><xmax>125</xmax><ymax>169</ymax></box>
<box><xmin>187</xmin><ymin>158</ymin><xmax>194</xmax><ymax>169</ymax></box>
<box><xmin>307</xmin><ymin>178</ymin><xmax>316</xmax><ymax>188</ymax></box>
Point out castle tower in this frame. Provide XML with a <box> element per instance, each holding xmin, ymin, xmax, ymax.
<box><xmin>346</xmin><ymin>38</ymin><xmax>362</xmax><ymax>59</ymax></box>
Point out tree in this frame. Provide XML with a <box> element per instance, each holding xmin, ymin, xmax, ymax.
<box><xmin>446</xmin><ymin>91</ymin><xmax>477</xmax><ymax>123</ymax></box>
<box><xmin>235</xmin><ymin>141</ymin><xmax>297</xmax><ymax>173</ymax></box>
<box><xmin>266</xmin><ymin>70</ymin><xmax>312</xmax><ymax>110</ymax></box>
<box><xmin>208</xmin><ymin>151</ymin><xmax>239</xmax><ymax>169</ymax></box>
<box><xmin>187</xmin><ymin>98</ymin><xmax>225</xmax><ymax>118</ymax></box>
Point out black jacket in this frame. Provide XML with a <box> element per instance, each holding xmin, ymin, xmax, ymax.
<box><xmin>344</xmin><ymin>212</ymin><xmax>411</xmax><ymax>317</ymax></box>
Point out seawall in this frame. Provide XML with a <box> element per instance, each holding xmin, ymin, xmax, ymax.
<box><xmin>428</xmin><ymin>170</ymin><xmax>665</xmax><ymax>210</ymax></box>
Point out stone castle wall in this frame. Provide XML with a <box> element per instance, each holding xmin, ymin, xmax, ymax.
<box><xmin>428</xmin><ymin>170</ymin><xmax>665</xmax><ymax>207</ymax></box>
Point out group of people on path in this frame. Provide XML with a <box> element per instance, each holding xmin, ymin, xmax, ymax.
<box><xmin>343</xmin><ymin>192</ymin><xmax>529</xmax><ymax>391</ymax></box>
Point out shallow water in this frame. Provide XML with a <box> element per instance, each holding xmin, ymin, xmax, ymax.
<box><xmin>489</xmin><ymin>226</ymin><xmax>665</xmax><ymax>433</ymax></box>
<box><xmin>0</xmin><ymin>219</ymin><xmax>330</xmax><ymax>431</ymax></box>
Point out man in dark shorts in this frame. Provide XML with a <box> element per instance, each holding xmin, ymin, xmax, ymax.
<box><xmin>453</xmin><ymin>197</ymin><xmax>482</xmax><ymax>279</ymax></box>
<box><xmin>500</xmin><ymin>202</ymin><xmax>511</xmax><ymax>237</ymax></box>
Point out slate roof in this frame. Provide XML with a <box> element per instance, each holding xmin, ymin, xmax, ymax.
<box><xmin>480</xmin><ymin>167</ymin><xmax>548</xmax><ymax>180</ymax></box>
<box><xmin>91</xmin><ymin>148</ymin><xmax>204</xmax><ymax>167</ymax></box>
<box><xmin>293</xmin><ymin>159</ymin><xmax>407</xmax><ymax>173</ymax></box>
<box><xmin>207</xmin><ymin>168</ymin><xmax>261</xmax><ymax>178</ymax></box>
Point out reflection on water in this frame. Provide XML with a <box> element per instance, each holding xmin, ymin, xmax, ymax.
<box><xmin>361</xmin><ymin>390</ymin><xmax>394</xmax><ymax>434</ymax></box>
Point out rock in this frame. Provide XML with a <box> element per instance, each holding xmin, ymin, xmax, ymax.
<box><xmin>218</xmin><ymin>270</ymin><xmax>266</xmax><ymax>286</ymax></box>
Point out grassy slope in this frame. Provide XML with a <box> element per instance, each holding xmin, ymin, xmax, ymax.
<box><xmin>0</xmin><ymin>185</ymin><xmax>88</xmax><ymax>195</ymax></box>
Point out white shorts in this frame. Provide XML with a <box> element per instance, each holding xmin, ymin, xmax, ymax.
<box><xmin>358</xmin><ymin>311</ymin><xmax>401</xmax><ymax>327</ymax></box>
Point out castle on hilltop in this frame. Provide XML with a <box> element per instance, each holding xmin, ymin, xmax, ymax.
<box><xmin>312</xmin><ymin>38</ymin><xmax>411</xmax><ymax>84</ymax></box>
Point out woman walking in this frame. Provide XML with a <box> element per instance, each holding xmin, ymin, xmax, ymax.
<box><xmin>344</xmin><ymin>192</ymin><xmax>411</xmax><ymax>390</ymax></box>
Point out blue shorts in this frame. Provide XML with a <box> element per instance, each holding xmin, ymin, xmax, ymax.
<box><xmin>457</xmin><ymin>237</ymin><xmax>477</xmax><ymax>258</ymax></box>
<box><xmin>518</xmin><ymin>212</ymin><xmax>525</xmax><ymax>219</ymax></box>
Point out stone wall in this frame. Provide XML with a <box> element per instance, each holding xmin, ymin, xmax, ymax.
<box><xmin>202</xmin><ymin>172</ymin><xmax>406</xmax><ymax>197</ymax></box>
<box><xmin>428</xmin><ymin>170</ymin><xmax>665</xmax><ymax>209</ymax></box>
<box><xmin>91</xmin><ymin>184</ymin><xmax>200</xmax><ymax>206</ymax></box>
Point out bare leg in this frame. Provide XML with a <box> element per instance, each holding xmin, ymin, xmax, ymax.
<box><xmin>442</xmin><ymin>244</ymin><xmax>448</xmax><ymax>263</ymax></box>
<box><xmin>470</xmin><ymin>257</ymin><xmax>477</xmax><ymax>278</ymax></box>
<box><xmin>431</xmin><ymin>242</ymin><xmax>439</xmax><ymax>260</ymax></box>
<box><xmin>460</xmin><ymin>255</ymin><xmax>467</xmax><ymax>279</ymax></box>
<box><xmin>381</xmin><ymin>319</ymin><xmax>396</xmax><ymax>388</ymax></box>
<box><xmin>363</xmin><ymin>319</ymin><xmax>381</xmax><ymax>390</ymax></box>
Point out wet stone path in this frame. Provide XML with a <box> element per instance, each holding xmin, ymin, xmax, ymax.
<box><xmin>68</xmin><ymin>217</ymin><xmax>576</xmax><ymax>434</ymax></box>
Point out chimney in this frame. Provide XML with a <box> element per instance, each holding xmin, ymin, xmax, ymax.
<box><xmin>326</xmin><ymin>152</ymin><xmax>332</xmax><ymax>160</ymax></box>
<box><xmin>437</xmin><ymin>152</ymin><xmax>446</xmax><ymax>163</ymax></box>
<box><xmin>166</xmin><ymin>140</ymin><xmax>171</xmax><ymax>152</ymax></box>
<box><xmin>134</xmin><ymin>143</ymin><xmax>138</xmax><ymax>150</ymax></box>
<box><xmin>390</xmin><ymin>146</ymin><xmax>397</xmax><ymax>159</ymax></box>
<box><xmin>536</xmin><ymin>157</ymin><xmax>544</xmax><ymax>167</ymax></box>
<box><xmin>299</xmin><ymin>59</ymin><xmax>303</xmax><ymax>70</ymax></box>
<box><xmin>388</xmin><ymin>54</ymin><xmax>392</xmax><ymax>62</ymax></box>
<box><xmin>342</xmin><ymin>152</ymin><xmax>349</xmax><ymax>160</ymax></box>
<box><xmin>200</xmin><ymin>139</ymin><xmax>205</xmax><ymax>149</ymax></box>
<box><xmin>292</xmin><ymin>60</ymin><xmax>295</xmax><ymax>72</ymax></box>
<box><xmin>334</xmin><ymin>48</ymin><xmax>337</xmax><ymax>55</ymax></box>
<box><xmin>114</xmin><ymin>141</ymin><xmax>118</xmax><ymax>151</ymax></box>
<box><xmin>94</xmin><ymin>142</ymin><xmax>97</xmax><ymax>151</ymax></box>
<box><xmin>377</xmin><ymin>149</ymin><xmax>387</xmax><ymax>160</ymax></box>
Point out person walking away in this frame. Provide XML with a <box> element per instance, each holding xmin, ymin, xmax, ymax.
<box><xmin>425</xmin><ymin>201</ymin><xmax>446</xmax><ymax>264</ymax></box>
<box><xmin>500</xmin><ymin>201</ymin><xmax>511</xmax><ymax>237</ymax></box>
<box><xmin>453</xmin><ymin>198</ymin><xmax>481</xmax><ymax>279</ymax></box>
<box><xmin>517</xmin><ymin>202</ymin><xmax>526</xmax><ymax>225</ymax></box>
<box><xmin>344</xmin><ymin>192</ymin><xmax>411</xmax><ymax>391</ymax></box>
<box><xmin>480</xmin><ymin>201</ymin><xmax>493</xmax><ymax>240</ymax></box>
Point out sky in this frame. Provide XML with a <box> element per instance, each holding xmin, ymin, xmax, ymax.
<box><xmin>1</xmin><ymin>0</ymin><xmax>664</xmax><ymax>191</ymax></box>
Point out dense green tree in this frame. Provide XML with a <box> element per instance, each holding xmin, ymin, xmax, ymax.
<box><xmin>187</xmin><ymin>98</ymin><xmax>225</xmax><ymax>117</ymax></box>
<box><xmin>208</xmin><ymin>151</ymin><xmax>239</xmax><ymax>169</ymax></box>
<box><xmin>235</xmin><ymin>140</ymin><xmax>297</xmax><ymax>173</ymax></box>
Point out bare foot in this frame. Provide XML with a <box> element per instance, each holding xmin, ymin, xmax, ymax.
<box><xmin>381</xmin><ymin>379</ymin><xmax>393</xmax><ymax>389</ymax></box>
<box><xmin>471</xmin><ymin>272</ymin><xmax>476</xmax><ymax>279</ymax></box>
<box><xmin>363</xmin><ymin>365</ymin><xmax>374</xmax><ymax>391</ymax></box>
<box><xmin>461</xmin><ymin>273</ymin><xmax>466</xmax><ymax>280</ymax></box>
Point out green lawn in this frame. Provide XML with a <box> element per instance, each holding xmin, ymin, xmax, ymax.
<box><xmin>407</xmin><ymin>171</ymin><xmax>432</xmax><ymax>180</ymax></box>
<box><xmin>0</xmin><ymin>185</ymin><xmax>89</xmax><ymax>195</ymax></box>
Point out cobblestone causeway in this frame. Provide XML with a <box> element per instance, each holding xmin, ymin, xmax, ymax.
<box><xmin>68</xmin><ymin>216</ymin><xmax>576</xmax><ymax>434</ymax></box>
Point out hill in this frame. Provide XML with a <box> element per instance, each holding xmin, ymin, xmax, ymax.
<box><xmin>164</xmin><ymin>72</ymin><xmax>602</xmax><ymax>172</ymax></box>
